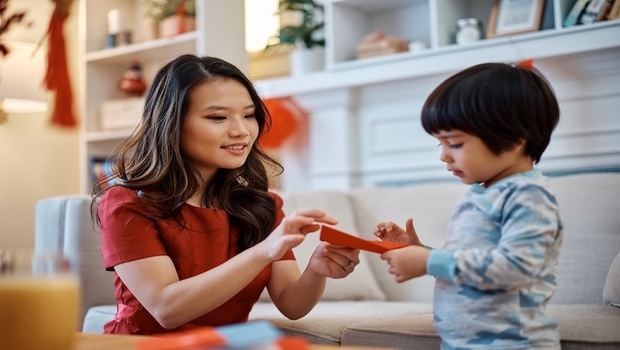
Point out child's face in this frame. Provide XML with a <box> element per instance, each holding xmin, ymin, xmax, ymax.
<box><xmin>432</xmin><ymin>130</ymin><xmax>532</xmax><ymax>187</ymax></box>
<box><xmin>180</xmin><ymin>78</ymin><xmax>259</xmax><ymax>181</ymax></box>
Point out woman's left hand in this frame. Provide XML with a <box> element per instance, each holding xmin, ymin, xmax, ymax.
<box><xmin>308</xmin><ymin>242</ymin><xmax>360</xmax><ymax>278</ymax></box>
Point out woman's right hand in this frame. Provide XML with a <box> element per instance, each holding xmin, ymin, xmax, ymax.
<box><xmin>260</xmin><ymin>209</ymin><xmax>338</xmax><ymax>262</ymax></box>
<box><xmin>374</xmin><ymin>218</ymin><xmax>423</xmax><ymax>246</ymax></box>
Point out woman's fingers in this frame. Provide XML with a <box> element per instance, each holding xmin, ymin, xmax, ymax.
<box><xmin>323</xmin><ymin>244</ymin><xmax>360</xmax><ymax>270</ymax></box>
<box><xmin>290</xmin><ymin>209</ymin><xmax>338</xmax><ymax>225</ymax></box>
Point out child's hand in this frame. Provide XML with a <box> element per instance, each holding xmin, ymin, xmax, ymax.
<box><xmin>380</xmin><ymin>245</ymin><xmax>430</xmax><ymax>283</ymax></box>
<box><xmin>308</xmin><ymin>242</ymin><xmax>360</xmax><ymax>279</ymax></box>
<box><xmin>374</xmin><ymin>218</ymin><xmax>423</xmax><ymax>246</ymax></box>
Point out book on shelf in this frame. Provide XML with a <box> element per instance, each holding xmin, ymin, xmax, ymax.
<box><xmin>564</xmin><ymin>0</ymin><xmax>591</xmax><ymax>27</ymax></box>
<box><xmin>608</xmin><ymin>0</ymin><xmax>620</xmax><ymax>19</ymax></box>
<box><xmin>595</xmin><ymin>0</ymin><xmax>616</xmax><ymax>20</ymax></box>
<box><xmin>579</xmin><ymin>0</ymin><xmax>609</xmax><ymax>23</ymax></box>
<box><xmin>89</xmin><ymin>158</ymin><xmax>117</xmax><ymax>191</ymax></box>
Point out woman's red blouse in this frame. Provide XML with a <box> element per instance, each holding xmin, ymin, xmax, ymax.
<box><xmin>99</xmin><ymin>186</ymin><xmax>294</xmax><ymax>334</ymax></box>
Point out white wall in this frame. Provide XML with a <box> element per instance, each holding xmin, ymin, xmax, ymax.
<box><xmin>0</xmin><ymin>0</ymin><xmax>80</xmax><ymax>250</ymax></box>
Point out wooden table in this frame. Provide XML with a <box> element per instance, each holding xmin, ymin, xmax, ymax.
<box><xmin>75</xmin><ymin>333</ymin><xmax>396</xmax><ymax>350</ymax></box>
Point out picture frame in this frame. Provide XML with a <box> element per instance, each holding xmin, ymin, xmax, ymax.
<box><xmin>487</xmin><ymin>0</ymin><xmax>546</xmax><ymax>38</ymax></box>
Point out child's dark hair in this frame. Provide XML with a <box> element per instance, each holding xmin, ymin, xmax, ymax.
<box><xmin>421</xmin><ymin>62</ymin><xmax>559</xmax><ymax>163</ymax></box>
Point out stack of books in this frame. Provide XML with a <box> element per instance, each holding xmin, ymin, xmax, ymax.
<box><xmin>563</xmin><ymin>0</ymin><xmax>620</xmax><ymax>27</ymax></box>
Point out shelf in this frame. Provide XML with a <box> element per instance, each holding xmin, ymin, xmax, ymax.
<box><xmin>254</xmin><ymin>21</ymin><xmax>620</xmax><ymax>98</ymax></box>
<box><xmin>86</xmin><ymin>129</ymin><xmax>135</xmax><ymax>142</ymax></box>
<box><xmin>85</xmin><ymin>31</ymin><xmax>198</xmax><ymax>64</ymax></box>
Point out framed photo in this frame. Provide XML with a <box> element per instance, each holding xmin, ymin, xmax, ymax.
<box><xmin>487</xmin><ymin>0</ymin><xmax>545</xmax><ymax>38</ymax></box>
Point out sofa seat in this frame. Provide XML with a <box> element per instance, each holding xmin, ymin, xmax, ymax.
<box><xmin>547</xmin><ymin>304</ymin><xmax>620</xmax><ymax>349</ymax></box>
<box><xmin>249</xmin><ymin>301</ymin><xmax>433</xmax><ymax>345</ymax></box>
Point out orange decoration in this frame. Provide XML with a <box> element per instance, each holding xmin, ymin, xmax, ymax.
<box><xmin>44</xmin><ymin>0</ymin><xmax>77</xmax><ymax>128</ymax></box>
<box><xmin>516</xmin><ymin>58</ymin><xmax>534</xmax><ymax>71</ymax></box>
<box><xmin>260</xmin><ymin>98</ymin><xmax>299</xmax><ymax>149</ymax></box>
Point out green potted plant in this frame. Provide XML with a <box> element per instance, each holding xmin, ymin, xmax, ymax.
<box><xmin>143</xmin><ymin>0</ymin><xmax>196</xmax><ymax>39</ymax></box>
<box><xmin>265</xmin><ymin>0</ymin><xmax>325</xmax><ymax>76</ymax></box>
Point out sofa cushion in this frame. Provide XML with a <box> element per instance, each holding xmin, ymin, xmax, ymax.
<box><xmin>341</xmin><ymin>314</ymin><xmax>440</xmax><ymax>349</ymax></box>
<box><xmin>547</xmin><ymin>304</ymin><xmax>620</xmax><ymax>349</ymax></box>
<box><xmin>548</xmin><ymin>173</ymin><xmax>620</xmax><ymax>305</ymax></box>
<box><xmin>249</xmin><ymin>301</ymin><xmax>433</xmax><ymax>345</ymax></box>
<box><xmin>603</xmin><ymin>250</ymin><xmax>620</xmax><ymax>307</ymax></box>
<box><xmin>264</xmin><ymin>190</ymin><xmax>387</xmax><ymax>302</ymax></box>
<box><xmin>349</xmin><ymin>182</ymin><xmax>468</xmax><ymax>303</ymax></box>
<box><xmin>340</xmin><ymin>304</ymin><xmax>620</xmax><ymax>350</ymax></box>
<box><xmin>82</xmin><ymin>305</ymin><xmax>116</xmax><ymax>333</ymax></box>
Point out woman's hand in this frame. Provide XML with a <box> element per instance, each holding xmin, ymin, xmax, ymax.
<box><xmin>308</xmin><ymin>241</ymin><xmax>360</xmax><ymax>279</ymax></box>
<box><xmin>259</xmin><ymin>209</ymin><xmax>338</xmax><ymax>262</ymax></box>
<box><xmin>374</xmin><ymin>218</ymin><xmax>423</xmax><ymax>246</ymax></box>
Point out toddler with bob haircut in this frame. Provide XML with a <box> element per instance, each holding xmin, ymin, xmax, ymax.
<box><xmin>376</xmin><ymin>62</ymin><xmax>563</xmax><ymax>350</ymax></box>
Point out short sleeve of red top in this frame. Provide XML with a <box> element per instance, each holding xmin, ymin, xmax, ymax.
<box><xmin>98</xmin><ymin>186</ymin><xmax>295</xmax><ymax>335</ymax></box>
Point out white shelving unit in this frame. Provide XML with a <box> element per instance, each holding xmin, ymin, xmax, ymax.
<box><xmin>78</xmin><ymin>0</ymin><xmax>246</xmax><ymax>194</ymax></box>
<box><xmin>324</xmin><ymin>0</ymin><xmax>613</xmax><ymax>69</ymax></box>
<box><xmin>253</xmin><ymin>0</ymin><xmax>620</xmax><ymax>192</ymax></box>
<box><xmin>256</xmin><ymin>0</ymin><xmax>620</xmax><ymax>97</ymax></box>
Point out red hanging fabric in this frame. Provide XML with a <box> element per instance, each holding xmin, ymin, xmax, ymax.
<box><xmin>44</xmin><ymin>0</ymin><xmax>77</xmax><ymax>128</ymax></box>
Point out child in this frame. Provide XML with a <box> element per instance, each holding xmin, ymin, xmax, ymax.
<box><xmin>93</xmin><ymin>55</ymin><xmax>360</xmax><ymax>334</ymax></box>
<box><xmin>376</xmin><ymin>62</ymin><xmax>563</xmax><ymax>349</ymax></box>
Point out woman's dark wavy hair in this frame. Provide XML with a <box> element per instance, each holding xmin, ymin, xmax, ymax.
<box><xmin>421</xmin><ymin>62</ymin><xmax>559</xmax><ymax>163</ymax></box>
<box><xmin>93</xmin><ymin>55</ymin><xmax>283</xmax><ymax>251</ymax></box>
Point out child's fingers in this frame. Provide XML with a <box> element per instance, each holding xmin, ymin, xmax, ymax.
<box><xmin>405</xmin><ymin>218</ymin><xmax>414</xmax><ymax>232</ymax></box>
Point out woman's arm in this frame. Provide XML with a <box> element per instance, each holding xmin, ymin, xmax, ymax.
<box><xmin>114</xmin><ymin>209</ymin><xmax>336</xmax><ymax>329</ymax></box>
<box><xmin>267</xmin><ymin>242</ymin><xmax>360</xmax><ymax>319</ymax></box>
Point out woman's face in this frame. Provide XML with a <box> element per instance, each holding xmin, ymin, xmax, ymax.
<box><xmin>180</xmin><ymin>78</ymin><xmax>259</xmax><ymax>180</ymax></box>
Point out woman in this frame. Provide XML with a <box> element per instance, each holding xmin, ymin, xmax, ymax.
<box><xmin>93</xmin><ymin>55</ymin><xmax>360</xmax><ymax>334</ymax></box>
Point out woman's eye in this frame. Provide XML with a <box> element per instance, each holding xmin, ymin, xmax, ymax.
<box><xmin>207</xmin><ymin>116</ymin><xmax>226</xmax><ymax>121</ymax></box>
<box><xmin>450</xmin><ymin>143</ymin><xmax>463</xmax><ymax>149</ymax></box>
<box><xmin>244</xmin><ymin>114</ymin><xmax>256</xmax><ymax>119</ymax></box>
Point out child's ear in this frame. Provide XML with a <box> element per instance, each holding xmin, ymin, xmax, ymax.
<box><xmin>511</xmin><ymin>139</ymin><xmax>527</xmax><ymax>155</ymax></box>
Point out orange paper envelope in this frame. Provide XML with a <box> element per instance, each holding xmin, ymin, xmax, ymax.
<box><xmin>136</xmin><ymin>326</ymin><xmax>225</xmax><ymax>350</ymax></box>
<box><xmin>320</xmin><ymin>225</ymin><xmax>409</xmax><ymax>254</ymax></box>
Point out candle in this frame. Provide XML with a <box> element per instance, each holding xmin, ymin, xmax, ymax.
<box><xmin>108</xmin><ymin>9</ymin><xmax>121</xmax><ymax>34</ymax></box>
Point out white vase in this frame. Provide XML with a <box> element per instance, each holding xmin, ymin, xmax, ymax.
<box><xmin>289</xmin><ymin>47</ymin><xmax>325</xmax><ymax>76</ymax></box>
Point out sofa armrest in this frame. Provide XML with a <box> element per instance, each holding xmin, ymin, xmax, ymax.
<box><xmin>35</xmin><ymin>195</ymin><xmax>116</xmax><ymax>330</ymax></box>
<box><xmin>603</xmin><ymin>250</ymin><xmax>620</xmax><ymax>307</ymax></box>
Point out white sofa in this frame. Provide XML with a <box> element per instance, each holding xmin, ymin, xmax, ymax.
<box><xmin>35</xmin><ymin>172</ymin><xmax>620</xmax><ymax>349</ymax></box>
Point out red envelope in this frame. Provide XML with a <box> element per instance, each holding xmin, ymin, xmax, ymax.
<box><xmin>320</xmin><ymin>225</ymin><xmax>410</xmax><ymax>254</ymax></box>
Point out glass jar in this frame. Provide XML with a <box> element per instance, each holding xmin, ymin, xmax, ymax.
<box><xmin>0</xmin><ymin>250</ymin><xmax>80</xmax><ymax>350</ymax></box>
<box><xmin>456</xmin><ymin>18</ymin><xmax>483</xmax><ymax>45</ymax></box>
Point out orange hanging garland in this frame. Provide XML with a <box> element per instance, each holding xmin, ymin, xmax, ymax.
<box><xmin>44</xmin><ymin>0</ymin><xmax>77</xmax><ymax>128</ymax></box>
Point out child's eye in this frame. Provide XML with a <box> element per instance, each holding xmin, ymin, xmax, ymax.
<box><xmin>450</xmin><ymin>144</ymin><xmax>463</xmax><ymax>149</ymax></box>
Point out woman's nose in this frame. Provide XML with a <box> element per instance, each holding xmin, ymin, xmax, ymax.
<box><xmin>229</xmin><ymin>118</ymin><xmax>250</xmax><ymax>137</ymax></box>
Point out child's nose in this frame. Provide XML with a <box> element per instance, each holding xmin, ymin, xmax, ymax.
<box><xmin>440</xmin><ymin>150</ymin><xmax>452</xmax><ymax>163</ymax></box>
